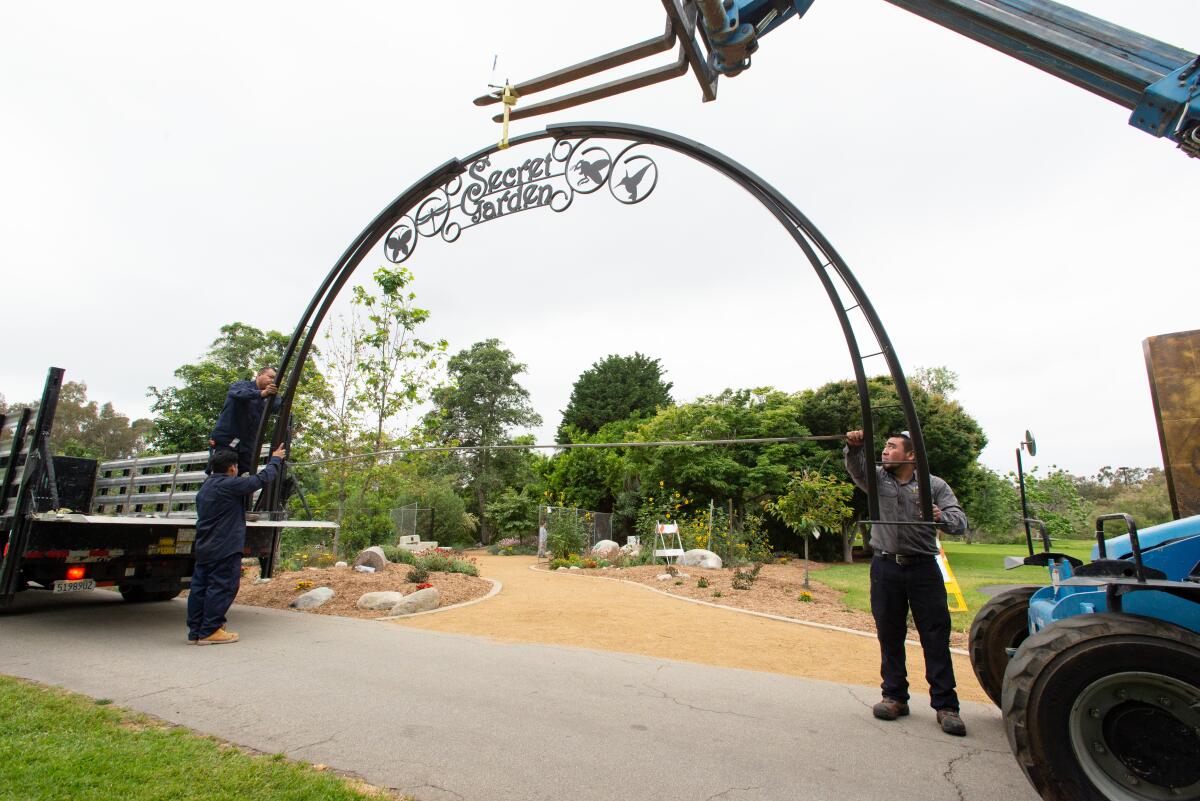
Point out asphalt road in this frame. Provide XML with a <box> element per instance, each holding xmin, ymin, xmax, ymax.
<box><xmin>0</xmin><ymin>591</ymin><xmax>1039</xmax><ymax>801</ymax></box>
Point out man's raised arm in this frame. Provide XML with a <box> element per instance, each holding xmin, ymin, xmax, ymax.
<box><xmin>843</xmin><ymin>429</ymin><xmax>870</xmax><ymax>492</ymax></box>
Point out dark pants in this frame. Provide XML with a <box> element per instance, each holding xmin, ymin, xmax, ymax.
<box><xmin>187</xmin><ymin>551</ymin><xmax>243</xmax><ymax>640</ymax></box>
<box><xmin>206</xmin><ymin>441</ymin><xmax>255</xmax><ymax>476</ymax></box>
<box><xmin>870</xmin><ymin>555</ymin><xmax>959</xmax><ymax>711</ymax></box>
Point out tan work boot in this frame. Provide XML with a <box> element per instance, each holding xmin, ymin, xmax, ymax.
<box><xmin>872</xmin><ymin>697</ymin><xmax>910</xmax><ymax>720</ymax></box>
<box><xmin>195</xmin><ymin>628</ymin><xmax>239</xmax><ymax>646</ymax></box>
<box><xmin>937</xmin><ymin>709</ymin><xmax>967</xmax><ymax>736</ymax></box>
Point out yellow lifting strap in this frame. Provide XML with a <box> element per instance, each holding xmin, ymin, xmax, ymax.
<box><xmin>498</xmin><ymin>83</ymin><xmax>519</xmax><ymax>149</ymax></box>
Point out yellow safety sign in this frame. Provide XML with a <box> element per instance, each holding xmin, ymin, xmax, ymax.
<box><xmin>935</xmin><ymin>539</ymin><xmax>969</xmax><ymax>612</ymax></box>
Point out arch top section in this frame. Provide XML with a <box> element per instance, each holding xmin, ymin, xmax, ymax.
<box><xmin>260</xmin><ymin>121</ymin><xmax>937</xmax><ymax>530</ymax></box>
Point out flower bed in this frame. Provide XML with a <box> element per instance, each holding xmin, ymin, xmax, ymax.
<box><xmin>234</xmin><ymin>562</ymin><xmax>491</xmax><ymax>620</ymax></box>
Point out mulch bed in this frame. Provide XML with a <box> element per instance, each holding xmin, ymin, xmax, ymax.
<box><xmin>234</xmin><ymin>563</ymin><xmax>492</xmax><ymax>619</ymax></box>
<box><xmin>563</xmin><ymin>561</ymin><xmax>969</xmax><ymax>649</ymax></box>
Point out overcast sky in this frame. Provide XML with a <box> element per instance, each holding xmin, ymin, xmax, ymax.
<box><xmin>2</xmin><ymin>1</ymin><xmax>1197</xmax><ymax>479</ymax></box>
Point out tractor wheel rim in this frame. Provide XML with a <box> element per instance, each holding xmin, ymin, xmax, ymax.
<box><xmin>1069</xmin><ymin>671</ymin><xmax>1200</xmax><ymax>800</ymax></box>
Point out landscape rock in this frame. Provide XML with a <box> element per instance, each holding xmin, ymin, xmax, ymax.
<box><xmin>656</xmin><ymin>572</ymin><xmax>690</xmax><ymax>580</ymax></box>
<box><xmin>353</xmin><ymin>565</ymin><xmax>376</xmax><ymax>574</ymax></box>
<box><xmin>334</xmin><ymin>561</ymin><xmax>348</xmax><ymax>568</ymax></box>
<box><xmin>290</xmin><ymin>586</ymin><xmax>335</xmax><ymax>609</ymax></box>
<box><xmin>388</xmin><ymin>587</ymin><xmax>439</xmax><ymax>615</ymax></box>
<box><xmin>679</xmin><ymin>549</ymin><xmax>723</xmax><ymax>569</ymax></box>
<box><xmin>591</xmin><ymin>539</ymin><xmax>620</xmax><ymax>557</ymax></box>
<box><xmin>352</xmin><ymin>546</ymin><xmax>388</xmax><ymax>570</ymax></box>
<box><xmin>356</xmin><ymin>591</ymin><xmax>405</xmax><ymax>610</ymax></box>
<box><xmin>252</xmin><ymin>577</ymin><xmax>272</xmax><ymax>585</ymax></box>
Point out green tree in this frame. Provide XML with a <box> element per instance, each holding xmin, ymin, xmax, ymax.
<box><xmin>1022</xmin><ymin>466</ymin><xmax>1093</xmax><ymax>539</ymax></box>
<box><xmin>486</xmin><ymin>487</ymin><xmax>540</xmax><ymax>543</ymax></box>
<box><xmin>352</xmin><ymin>265</ymin><xmax>446</xmax><ymax>452</ymax></box>
<box><xmin>38</xmin><ymin>382</ymin><xmax>153</xmax><ymax>460</ymax></box>
<box><xmin>424</xmin><ymin>339</ymin><xmax>542</xmax><ymax>543</ymax></box>
<box><xmin>557</xmin><ymin>353</ymin><xmax>672</xmax><ymax>441</ymax></box>
<box><xmin>148</xmin><ymin>322</ymin><xmax>330</xmax><ymax>453</ymax></box>
<box><xmin>955</xmin><ymin>463</ymin><xmax>1021</xmax><ymax>542</ymax></box>
<box><xmin>910</xmin><ymin>366</ymin><xmax>959</xmax><ymax>398</ymax></box>
<box><xmin>767</xmin><ymin>470</ymin><xmax>855</xmax><ymax>588</ymax></box>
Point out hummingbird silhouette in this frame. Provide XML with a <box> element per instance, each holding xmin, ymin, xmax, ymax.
<box><xmin>573</xmin><ymin>157</ymin><xmax>610</xmax><ymax>186</ymax></box>
<box><xmin>617</xmin><ymin>163</ymin><xmax>653</xmax><ymax>201</ymax></box>
<box><xmin>386</xmin><ymin>227</ymin><xmax>413</xmax><ymax>261</ymax></box>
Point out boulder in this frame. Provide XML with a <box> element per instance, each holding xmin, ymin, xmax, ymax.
<box><xmin>388</xmin><ymin>587</ymin><xmax>439</xmax><ymax>615</ymax></box>
<box><xmin>356</xmin><ymin>591</ymin><xmax>405</xmax><ymax>610</ymax></box>
<box><xmin>679</xmin><ymin>549</ymin><xmax>723</xmax><ymax>569</ymax></box>
<box><xmin>334</xmin><ymin>561</ymin><xmax>348</xmax><ymax>568</ymax></box>
<box><xmin>591</xmin><ymin>539</ymin><xmax>620</xmax><ymax>557</ymax></box>
<box><xmin>353</xmin><ymin>546</ymin><xmax>388</xmax><ymax>570</ymax></box>
<box><xmin>290</xmin><ymin>586</ymin><xmax>334</xmax><ymax>609</ymax></box>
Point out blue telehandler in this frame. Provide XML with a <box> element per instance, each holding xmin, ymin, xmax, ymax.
<box><xmin>968</xmin><ymin>514</ymin><xmax>1200</xmax><ymax>801</ymax></box>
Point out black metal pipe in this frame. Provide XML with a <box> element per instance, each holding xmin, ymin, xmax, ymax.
<box><xmin>1095</xmin><ymin>512</ymin><xmax>1145</xmax><ymax>582</ymax></box>
<box><xmin>1017</xmin><ymin>447</ymin><xmax>1033</xmax><ymax>555</ymax></box>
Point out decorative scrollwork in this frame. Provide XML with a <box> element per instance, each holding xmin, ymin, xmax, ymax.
<box><xmin>382</xmin><ymin>138</ymin><xmax>658</xmax><ymax>264</ymax></box>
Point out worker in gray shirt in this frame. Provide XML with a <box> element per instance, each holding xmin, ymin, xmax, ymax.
<box><xmin>844</xmin><ymin>429</ymin><xmax>968</xmax><ymax>736</ymax></box>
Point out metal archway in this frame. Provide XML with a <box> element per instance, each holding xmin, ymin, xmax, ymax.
<box><xmin>252</xmin><ymin>122</ymin><xmax>935</xmax><ymax>552</ymax></box>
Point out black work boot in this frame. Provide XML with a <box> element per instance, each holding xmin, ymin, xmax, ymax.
<box><xmin>937</xmin><ymin>708</ymin><xmax>966</xmax><ymax>736</ymax></box>
<box><xmin>872</xmin><ymin>697</ymin><xmax>910</xmax><ymax>720</ymax></box>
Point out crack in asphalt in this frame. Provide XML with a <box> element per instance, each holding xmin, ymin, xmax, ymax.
<box><xmin>943</xmin><ymin>748</ymin><xmax>980</xmax><ymax>801</ymax></box>
<box><xmin>285</xmin><ymin>728</ymin><xmax>344</xmax><ymax>755</ymax></box>
<box><xmin>705</xmin><ymin>785</ymin><xmax>764</xmax><ymax>801</ymax></box>
<box><xmin>120</xmin><ymin>676</ymin><xmax>221</xmax><ymax>701</ymax></box>
<box><xmin>402</xmin><ymin>781</ymin><xmax>465</xmax><ymax>801</ymax></box>
<box><xmin>640</xmin><ymin>667</ymin><xmax>760</xmax><ymax>720</ymax></box>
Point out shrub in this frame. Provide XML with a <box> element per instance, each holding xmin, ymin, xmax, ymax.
<box><xmin>545</xmin><ymin>511</ymin><xmax>587</xmax><ymax>559</ymax></box>
<box><xmin>712</xmin><ymin>590</ymin><xmax>723</xmax><ymax>598</ymax></box>
<box><xmin>407</xmin><ymin>565</ymin><xmax>429</xmax><ymax>584</ymax></box>
<box><xmin>674</xmin><ymin>580</ymin><xmax>683</xmax><ymax>586</ymax></box>
<box><xmin>798</xmin><ymin>591</ymin><xmax>813</xmax><ymax>603</ymax></box>
<box><xmin>380</xmin><ymin>545</ymin><xmax>418</xmax><ymax>565</ymax></box>
<box><xmin>580</xmin><ymin>558</ymin><xmax>598</xmax><ymax>569</ymax></box>
<box><xmin>549</xmin><ymin>558</ymin><xmax>570</xmax><ymax>570</ymax></box>
<box><xmin>697</xmin><ymin>577</ymin><xmax>709</xmax><ymax>588</ymax></box>
<box><xmin>445</xmin><ymin>557</ymin><xmax>479</xmax><ymax>577</ymax></box>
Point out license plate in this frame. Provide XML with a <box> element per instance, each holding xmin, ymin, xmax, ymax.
<box><xmin>52</xmin><ymin>579</ymin><xmax>96</xmax><ymax>594</ymax></box>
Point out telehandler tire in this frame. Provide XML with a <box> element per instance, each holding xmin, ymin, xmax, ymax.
<box><xmin>1002</xmin><ymin>613</ymin><xmax>1200</xmax><ymax>801</ymax></box>
<box><xmin>968</xmin><ymin>585</ymin><xmax>1036</xmax><ymax>706</ymax></box>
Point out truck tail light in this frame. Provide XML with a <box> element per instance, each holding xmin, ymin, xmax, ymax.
<box><xmin>66</xmin><ymin>566</ymin><xmax>86</xmax><ymax>581</ymax></box>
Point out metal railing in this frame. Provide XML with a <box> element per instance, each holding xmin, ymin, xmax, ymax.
<box><xmin>92</xmin><ymin>447</ymin><xmax>270</xmax><ymax>517</ymax></box>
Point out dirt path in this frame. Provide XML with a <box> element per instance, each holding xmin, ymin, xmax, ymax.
<box><xmin>391</xmin><ymin>553</ymin><xmax>988</xmax><ymax>703</ymax></box>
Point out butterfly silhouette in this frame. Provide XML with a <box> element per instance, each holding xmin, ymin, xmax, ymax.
<box><xmin>573</xmin><ymin>157</ymin><xmax>611</xmax><ymax>186</ymax></box>
<box><xmin>617</xmin><ymin>162</ymin><xmax>654</xmax><ymax>202</ymax></box>
<box><xmin>385</xmin><ymin>227</ymin><xmax>414</xmax><ymax>262</ymax></box>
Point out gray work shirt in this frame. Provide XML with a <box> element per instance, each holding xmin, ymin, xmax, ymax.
<box><xmin>843</xmin><ymin>444</ymin><xmax>967</xmax><ymax>556</ymax></box>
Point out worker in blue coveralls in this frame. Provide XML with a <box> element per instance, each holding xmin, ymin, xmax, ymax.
<box><xmin>188</xmin><ymin>442</ymin><xmax>286</xmax><ymax>645</ymax></box>
<box><xmin>207</xmin><ymin>366</ymin><xmax>281</xmax><ymax>476</ymax></box>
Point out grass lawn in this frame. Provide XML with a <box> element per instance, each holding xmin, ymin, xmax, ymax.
<box><xmin>814</xmin><ymin>539</ymin><xmax>1096</xmax><ymax>632</ymax></box>
<box><xmin>0</xmin><ymin>676</ymin><xmax>404</xmax><ymax>801</ymax></box>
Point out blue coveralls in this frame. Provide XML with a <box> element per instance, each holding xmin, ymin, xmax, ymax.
<box><xmin>187</xmin><ymin>456</ymin><xmax>280</xmax><ymax>641</ymax></box>
<box><xmin>209</xmin><ymin>379</ymin><xmax>281</xmax><ymax>475</ymax></box>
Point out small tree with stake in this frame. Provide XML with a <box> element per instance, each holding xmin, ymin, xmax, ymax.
<box><xmin>768</xmin><ymin>470</ymin><xmax>855</xmax><ymax>589</ymax></box>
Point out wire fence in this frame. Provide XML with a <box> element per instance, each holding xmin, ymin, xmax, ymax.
<box><xmin>390</xmin><ymin>502</ymin><xmax>434</xmax><ymax>541</ymax></box>
<box><xmin>541</xmin><ymin>505</ymin><xmax>613</xmax><ymax>551</ymax></box>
